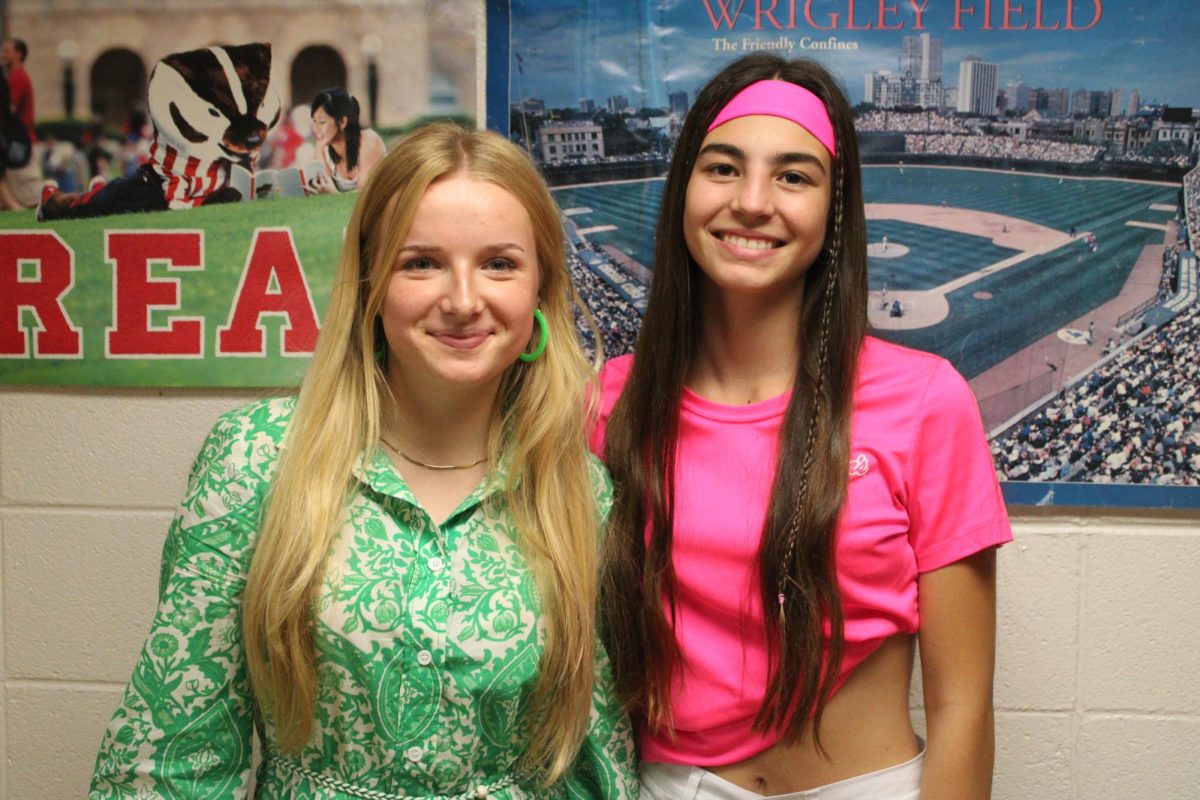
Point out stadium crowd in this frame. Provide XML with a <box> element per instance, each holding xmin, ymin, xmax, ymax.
<box><xmin>566</xmin><ymin>248</ymin><xmax>643</xmax><ymax>360</ymax></box>
<box><xmin>1111</xmin><ymin>150</ymin><xmax>1194</xmax><ymax>169</ymax></box>
<box><xmin>992</xmin><ymin>305</ymin><xmax>1200</xmax><ymax>485</ymax></box>
<box><xmin>1160</xmin><ymin>245</ymin><xmax>1185</xmax><ymax>300</ymax></box>
<box><xmin>1183</xmin><ymin>165</ymin><xmax>1200</xmax><ymax>248</ymax></box>
<box><xmin>904</xmin><ymin>133</ymin><xmax>1103</xmax><ymax>164</ymax></box>
<box><xmin>854</xmin><ymin>110</ymin><xmax>967</xmax><ymax>134</ymax></box>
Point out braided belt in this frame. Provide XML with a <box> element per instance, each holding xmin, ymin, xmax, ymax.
<box><xmin>268</xmin><ymin>753</ymin><xmax>518</xmax><ymax>800</ymax></box>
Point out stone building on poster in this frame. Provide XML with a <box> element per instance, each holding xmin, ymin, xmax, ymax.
<box><xmin>4</xmin><ymin>0</ymin><xmax>476</xmax><ymax>130</ymax></box>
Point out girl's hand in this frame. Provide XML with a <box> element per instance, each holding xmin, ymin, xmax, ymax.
<box><xmin>306</xmin><ymin>171</ymin><xmax>337</xmax><ymax>195</ymax></box>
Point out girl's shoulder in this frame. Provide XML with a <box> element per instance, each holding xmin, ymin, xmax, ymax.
<box><xmin>360</xmin><ymin>127</ymin><xmax>387</xmax><ymax>157</ymax></box>
<box><xmin>857</xmin><ymin>336</ymin><xmax>968</xmax><ymax>402</ymax></box>
<box><xmin>187</xmin><ymin>396</ymin><xmax>295</xmax><ymax>499</ymax></box>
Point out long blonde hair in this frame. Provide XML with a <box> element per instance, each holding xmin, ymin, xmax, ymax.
<box><xmin>243</xmin><ymin>123</ymin><xmax>601</xmax><ymax>782</ymax></box>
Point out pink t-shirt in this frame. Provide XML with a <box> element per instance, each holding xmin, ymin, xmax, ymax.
<box><xmin>590</xmin><ymin>336</ymin><xmax>1012</xmax><ymax>765</ymax></box>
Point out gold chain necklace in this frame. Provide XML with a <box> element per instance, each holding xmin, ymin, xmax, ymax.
<box><xmin>380</xmin><ymin>435</ymin><xmax>488</xmax><ymax>471</ymax></box>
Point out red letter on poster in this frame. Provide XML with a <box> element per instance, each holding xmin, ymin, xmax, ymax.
<box><xmin>703</xmin><ymin>0</ymin><xmax>749</xmax><ymax>29</ymax></box>
<box><xmin>878</xmin><ymin>0</ymin><xmax>904</xmax><ymax>30</ymax></box>
<box><xmin>1002</xmin><ymin>0</ymin><xmax>1029</xmax><ymax>29</ymax></box>
<box><xmin>217</xmin><ymin>228</ymin><xmax>319</xmax><ymax>356</ymax></box>
<box><xmin>1032</xmin><ymin>0</ymin><xmax>1061</xmax><ymax>29</ymax></box>
<box><xmin>908</xmin><ymin>0</ymin><xmax>931</xmax><ymax>28</ymax></box>
<box><xmin>755</xmin><ymin>0</ymin><xmax>784</xmax><ymax>30</ymax></box>
<box><xmin>0</xmin><ymin>232</ymin><xmax>82</xmax><ymax>357</ymax></box>
<box><xmin>804</xmin><ymin>0</ymin><xmax>838</xmax><ymax>29</ymax></box>
<box><xmin>106</xmin><ymin>231</ymin><xmax>204</xmax><ymax>357</ymax></box>
<box><xmin>1065</xmin><ymin>0</ymin><xmax>1101</xmax><ymax>30</ymax></box>
<box><xmin>953</xmin><ymin>0</ymin><xmax>976</xmax><ymax>28</ymax></box>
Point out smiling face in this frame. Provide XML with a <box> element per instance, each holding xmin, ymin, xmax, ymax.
<box><xmin>380</xmin><ymin>174</ymin><xmax>540</xmax><ymax>400</ymax></box>
<box><xmin>311</xmin><ymin>106</ymin><xmax>344</xmax><ymax>148</ymax></box>
<box><xmin>683</xmin><ymin>114</ymin><xmax>832</xmax><ymax>304</ymax></box>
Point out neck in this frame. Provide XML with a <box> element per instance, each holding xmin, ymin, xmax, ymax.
<box><xmin>689</xmin><ymin>281</ymin><xmax>804</xmax><ymax>404</ymax></box>
<box><xmin>384</xmin><ymin>371</ymin><xmax>499</xmax><ymax>465</ymax></box>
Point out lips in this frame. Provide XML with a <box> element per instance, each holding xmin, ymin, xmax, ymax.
<box><xmin>715</xmin><ymin>231</ymin><xmax>785</xmax><ymax>252</ymax></box>
<box><xmin>431</xmin><ymin>330</ymin><xmax>490</xmax><ymax>350</ymax></box>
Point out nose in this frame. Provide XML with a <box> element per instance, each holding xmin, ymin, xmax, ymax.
<box><xmin>731</xmin><ymin>174</ymin><xmax>773</xmax><ymax>219</ymax></box>
<box><xmin>443</xmin><ymin>266</ymin><xmax>482</xmax><ymax>318</ymax></box>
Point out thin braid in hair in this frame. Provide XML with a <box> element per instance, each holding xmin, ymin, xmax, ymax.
<box><xmin>776</xmin><ymin>156</ymin><xmax>844</xmax><ymax>632</ymax></box>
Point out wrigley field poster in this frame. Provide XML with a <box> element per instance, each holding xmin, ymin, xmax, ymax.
<box><xmin>486</xmin><ymin>0</ymin><xmax>1200</xmax><ymax>507</ymax></box>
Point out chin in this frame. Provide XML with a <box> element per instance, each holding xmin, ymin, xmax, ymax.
<box><xmin>431</xmin><ymin>364</ymin><xmax>510</xmax><ymax>390</ymax></box>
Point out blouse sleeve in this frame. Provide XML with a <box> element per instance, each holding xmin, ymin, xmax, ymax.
<box><xmin>905</xmin><ymin>361</ymin><xmax>1012</xmax><ymax>573</ymax></box>
<box><xmin>88</xmin><ymin>402</ymin><xmax>283</xmax><ymax>799</ymax></box>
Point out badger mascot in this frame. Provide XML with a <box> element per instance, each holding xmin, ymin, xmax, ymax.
<box><xmin>38</xmin><ymin>42</ymin><xmax>280</xmax><ymax>220</ymax></box>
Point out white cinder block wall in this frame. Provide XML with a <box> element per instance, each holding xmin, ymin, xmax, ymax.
<box><xmin>3</xmin><ymin>389</ymin><xmax>1198</xmax><ymax>799</ymax></box>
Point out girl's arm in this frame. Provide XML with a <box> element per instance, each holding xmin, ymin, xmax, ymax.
<box><xmin>88</xmin><ymin>401</ymin><xmax>285</xmax><ymax>799</ymax></box>
<box><xmin>903</xmin><ymin>359</ymin><xmax>1010</xmax><ymax>800</ymax></box>
<box><xmin>356</xmin><ymin>130</ymin><xmax>386</xmax><ymax>186</ymax></box>
<box><xmin>916</xmin><ymin>548</ymin><xmax>998</xmax><ymax>800</ymax></box>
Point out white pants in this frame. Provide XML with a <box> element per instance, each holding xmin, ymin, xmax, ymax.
<box><xmin>639</xmin><ymin>748</ymin><xmax>923</xmax><ymax>800</ymax></box>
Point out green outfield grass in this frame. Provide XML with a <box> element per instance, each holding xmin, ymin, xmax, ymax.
<box><xmin>866</xmin><ymin>220</ymin><xmax>1018</xmax><ymax>291</ymax></box>
<box><xmin>1</xmin><ymin>193</ymin><xmax>355</xmax><ymax>387</ymax></box>
<box><xmin>868</xmin><ymin>168</ymin><xmax>1176</xmax><ymax>377</ymax></box>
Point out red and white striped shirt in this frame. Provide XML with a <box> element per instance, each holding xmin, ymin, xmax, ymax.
<box><xmin>148</xmin><ymin>132</ymin><xmax>236</xmax><ymax>210</ymax></box>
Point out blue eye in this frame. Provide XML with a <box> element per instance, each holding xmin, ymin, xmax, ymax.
<box><xmin>484</xmin><ymin>257</ymin><xmax>517</xmax><ymax>272</ymax></box>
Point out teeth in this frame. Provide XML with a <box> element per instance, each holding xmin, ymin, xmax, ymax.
<box><xmin>723</xmin><ymin>234</ymin><xmax>776</xmax><ymax>251</ymax></box>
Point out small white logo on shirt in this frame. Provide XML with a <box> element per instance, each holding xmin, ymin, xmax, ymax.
<box><xmin>849</xmin><ymin>453</ymin><xmax>869</xmax><ymax>478</ymax></box>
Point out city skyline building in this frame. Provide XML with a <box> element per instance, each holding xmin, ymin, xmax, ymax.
<box><xmin>1046</xmin><ymin>87</ymin><xmax>1071</xmax><ymax>118</ymax></box>
<box><xmin>1072</xmin><ymin>89</ymin><xmax>1091</xmax><ymax>116</ymax></box>
<box><xmin>902</xmin><ymin>33</ymin><xmax>943</xmax><ymax>81</ymax></box>
<box><xmin>538</xmin><ymin>120</ymin><xmax>604</xmax><ymax>164</ymax></box>
<box><xmin>1007</xmin><ymin>80</ymin><xmax>1031</xmax><ymax>112</ymax></box>
<box><xmin>958</xmin><ymin>56</ymin><xmax>998</xmax><ymax>115</ymax></box>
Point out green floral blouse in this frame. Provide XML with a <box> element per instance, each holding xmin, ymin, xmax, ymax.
<box><xmin>88</xmin><ymin>397</ymin><xmax>637</xmax><ymax>800</ymax></box>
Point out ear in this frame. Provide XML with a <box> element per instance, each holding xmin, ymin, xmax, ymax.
<box><xmin>338</xmin><ymin>116</ymin><xmax>349</xmax><ymax>131</ymax></box>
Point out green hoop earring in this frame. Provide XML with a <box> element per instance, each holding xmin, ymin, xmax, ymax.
<box><xmin>518</xmin><ymin>308</ymin><xmax>548</xmax><ymax>362</ymax></box>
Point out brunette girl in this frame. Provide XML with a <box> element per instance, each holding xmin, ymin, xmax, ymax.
<box><xmin>594</xmin><ymin>55</ymin><xmax>1011</xmax><ymax>800</ymax></box>
<box><xmin>308</xmin><ymin>87</ymin><xmax>385</xmax><ymax>193</ymax></box>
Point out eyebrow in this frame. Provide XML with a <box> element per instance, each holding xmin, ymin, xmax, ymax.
<box><xmin>698</xmin><ymin>142</ymin><xmax>827</xmax><ymax>175</ymax></box>
<box><xmin>397</xmin><ymin>242</ymin><xmax>528</xmax><ymax>254</ymax></box>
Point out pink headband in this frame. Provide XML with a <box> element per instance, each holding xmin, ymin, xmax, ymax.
<box><xmin>707</xmin><ymin>79</ymin><xmax>837</xmax><ymax>158</ymax></box>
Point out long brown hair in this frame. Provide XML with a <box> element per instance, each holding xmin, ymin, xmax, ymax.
<box><xmin>243</xmin><ymin>123</ymin><xmax>602</xmax><ymax>782</ymax></box>
<box><xmin>600</xmin><ymin>55</ymin><xmax>868</xmax><ymax>745</ymax></box>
